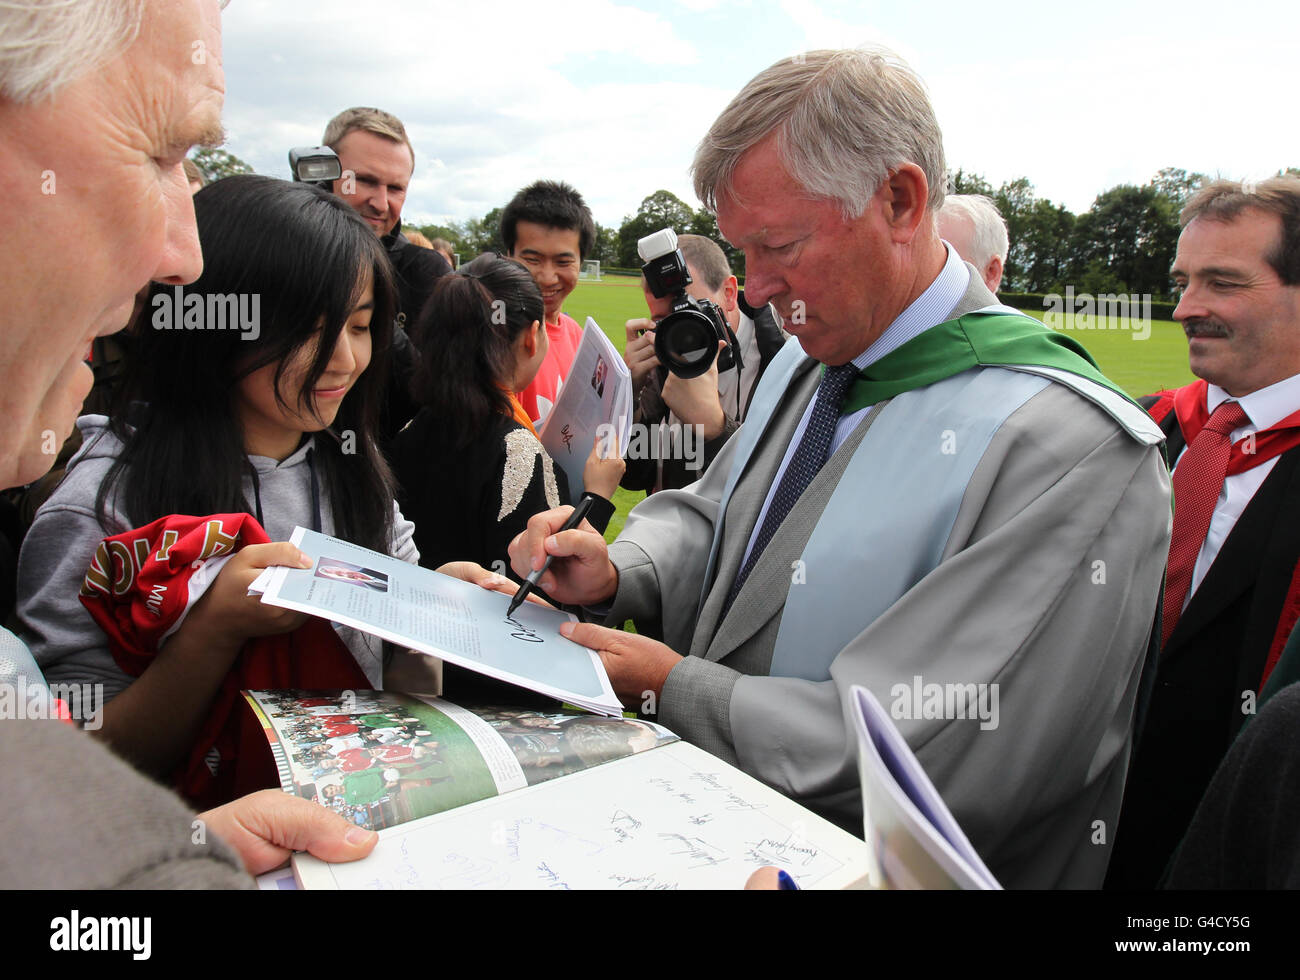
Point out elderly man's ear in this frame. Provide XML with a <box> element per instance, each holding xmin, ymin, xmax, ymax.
<box><xmin>879</xmin><ymin>164</ymin><xmax>931</xmax><ymax>245</ymax></box>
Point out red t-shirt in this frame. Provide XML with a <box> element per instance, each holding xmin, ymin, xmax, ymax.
<box><xmin>517</xmin><ymin>312</ymin><xmax>583</xmax><ymax>424</ymax></box>
<box><xmin>336</xmin><ymin>748</ymin><xmax>377</xmax><ymax>773</ymax></box>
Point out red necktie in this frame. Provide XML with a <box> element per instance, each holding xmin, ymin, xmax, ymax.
<box><xmin>1162</xmin><ymin>400</ymin><xmax>1251</xmax><ymax>646</ymax></box>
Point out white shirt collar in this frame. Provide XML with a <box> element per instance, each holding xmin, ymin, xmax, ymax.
<box><xmin>1207</xmin><ymin>373</ymin><xmax>1300</xmax><ymax>432</ymax></box>
<box><xmin>852</xmin><ymin>243</ymin><xmax>971</xmax><ymax>370</ymax></box>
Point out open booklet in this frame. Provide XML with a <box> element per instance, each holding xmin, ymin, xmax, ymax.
<box><xmin>243</xmin><ymin>689</ymin><xmax>677</xmax><ymax>832</ymax></box>
<box><xmin>850</xmin><ymin>685</ymin><xmax>1001</xmax><ymax>889</ymax></box>
<box><xmin>248</xmin><ymin>527</ymin><xmax>622</xmax><ymax>716</ymax></box>
<box><xmin>254</xmin><ymin>689</ymin><xmax>874</xmax><ymax>890</ymax></box>
<box><xmin>537</xmin><ymin>317</ymin><xmax>632</xmax><ymax>505</ymax></box>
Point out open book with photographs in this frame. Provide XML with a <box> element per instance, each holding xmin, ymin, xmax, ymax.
<box><xmin>243</xmin><ymin>689</ymin><xmax>676</xmax><ymax>833</ymax></box>
<box><xmin>244</xmin><ymin>688</ymin><xmax>875</xmax><ymax>890</ymax></box>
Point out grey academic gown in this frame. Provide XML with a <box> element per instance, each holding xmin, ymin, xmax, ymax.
<box><xmin>604</xmin><ymin>273</ymin><xmax>1172</xmax><ymax>889</ymax></box>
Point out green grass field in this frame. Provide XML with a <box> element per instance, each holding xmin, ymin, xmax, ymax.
<box><xmin>565</xmin><ymin>277</ymin><xmax>1194</xmax><ymax>540</ymax></box>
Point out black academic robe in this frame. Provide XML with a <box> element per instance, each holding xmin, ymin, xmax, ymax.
<box><xmin>1107</xmin><ymin>397</ymin><xmax>1300</xmax><ymax>889</ymax></box>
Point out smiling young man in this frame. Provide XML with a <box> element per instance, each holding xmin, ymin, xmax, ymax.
<box><xmin>501</xmin><ymin>180</ymin><xmax>595</xmax><ymax>423</ymax></box>
<box><xmin>508</xmin><ymin>48</ymin><xmax>1172</xmax><ymax>889</ymax></box>
<box><xmin>1109</xmin><ymin>175</ymin><xmax>1300</xmax><ymax>889</ymax></box>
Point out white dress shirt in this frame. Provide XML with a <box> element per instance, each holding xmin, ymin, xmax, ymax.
<box><xmin>1178</xmin><ymin>373</ymin><xmax>1300</xmax><ymax>607</ymax></box>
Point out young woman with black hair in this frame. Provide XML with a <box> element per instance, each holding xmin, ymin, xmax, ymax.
<box><xmin>15</xmin><ymin>176</ymin><xmax>499</xmax><ymax>784</ymax></box>
<box><xmin>392</xmin><ymin>253</ymin><xmax>624</xmax><ymax>581</ymax></box>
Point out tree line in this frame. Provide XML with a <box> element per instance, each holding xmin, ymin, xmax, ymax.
<box><xmin>431</xmin><ymin>166</ymin><xmax>1298</xmax><ymax>300</ymax></box>
<box><xmin>190</xmin><ymin>148</ymin><xmax>1297</xmax><ymax>300</ymax></box>
<box><xmin>420</xmin><ymin>189</ymin><xmax>745</xmax><ymax>278</ymax></box>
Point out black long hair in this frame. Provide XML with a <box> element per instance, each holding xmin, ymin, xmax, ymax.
<box><xmin>408</xmin><ymin>253</ymin><xmax>544</xmax><ymax>448</ymax></box>
<box><xmin>97</xmin><ymin>174</ymin><xmax>398</xmax><ymax>553</ymax></box>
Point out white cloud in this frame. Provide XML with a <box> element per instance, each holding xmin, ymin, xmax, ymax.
<box><xmin>777</xmin><ymin>0</ymin><xmax>919</xmax><ymax>61</ymax></box>
<box><xmin>928</xmin><ymin>33</ymin><xmax>1298</xmax><ymax>213</ymax></box>
<box><xmin>213</xmin><ymin>0</ymin><xmax>1300</xmax><ymax>229</ymax></box>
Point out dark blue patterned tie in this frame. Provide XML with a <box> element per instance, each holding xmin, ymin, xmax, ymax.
<box><xmin>723</xmin><ymin>362</ymin><xmax>860</xmax><ymax>614</ymax></box>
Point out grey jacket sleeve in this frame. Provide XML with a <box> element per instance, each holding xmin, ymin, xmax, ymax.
<box><xmin>604</xmin><ymin>428</ymin><xmax>741</xmax><ymax>652</ymax></box>
<box><xmin>390</xmin><ymin>500</ymin><xmax>419</xmax><ymax>564</ymax></box>
<box><xmin>16</xmin><ymin>461</ymin><xmax>133</xmax><ymax>701</ymax></box>
<box><xmin>0</xmin><ymin>718</ymin><xmax>252</xmax><ymax>888</ymax></box>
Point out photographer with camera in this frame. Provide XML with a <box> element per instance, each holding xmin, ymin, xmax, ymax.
<box><xmin>320</xmin><ymin>107</ymin><xmax>452</xmax><ymax>441</ymax></box>
<box><xmin>622</xmin><ymin>232</ymin><xmax>784</xmax><ymax>493</ymax></box>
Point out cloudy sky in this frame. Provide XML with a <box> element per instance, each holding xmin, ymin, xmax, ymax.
<box><xmin>218</xmin><ymin>0</ymin><xmax>1297</xmax><ymax>230</ymax></box>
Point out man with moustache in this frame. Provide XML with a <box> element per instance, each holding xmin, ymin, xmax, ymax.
<box><xmin>1109</xmin><ymin>175</ymin><xmax>1300</xmax><ymax>888</ymax></box>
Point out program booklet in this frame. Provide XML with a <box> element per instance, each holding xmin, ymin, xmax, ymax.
<box><xmin>850</xmin><ymin>685</ymin><xmax>1000</xmax><ymax>889</ymax></box>
<box><xmin>248</xmin><ymin>527</ymin><xmax>622</xmax><ymax>716</ymax></box>
<box><xmin>247</xmin><ymin>689</ymin><xmax>875</xmax><ymax>891</ymax></box>
<box><xmin>537</xmin><ymin>317</ymin><xmax>632</xmax><ymax>505</ymax></box>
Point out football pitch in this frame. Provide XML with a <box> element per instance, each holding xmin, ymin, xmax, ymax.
<box><xmin>566</xmin><ymin>277</ymin><xmax>1193</xmax><ymax>538</ymax></box>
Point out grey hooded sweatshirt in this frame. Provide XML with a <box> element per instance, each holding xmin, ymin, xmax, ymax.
<box><xmin>16</xmin><ymin>415</ymin><xmax>418</xmax><ymax>697</ymax></box>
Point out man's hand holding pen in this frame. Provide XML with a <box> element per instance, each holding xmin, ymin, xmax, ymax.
<box><xmin>507</xmin><ymin>501</ymin><xmax>619</xmax><ymax>608</ymax></box>
<box><xmin>508</xmin><ymin>503</ymin><xmax>682</xmax><ymax>709</ymax></box>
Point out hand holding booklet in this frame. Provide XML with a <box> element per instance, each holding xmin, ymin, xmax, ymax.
<box><xmin>850</xmin><ymin>685</ymin><xmax>1001</xmax><ymax>889</ymax></box>
<box><xmin>248</xmin><ymin>526</ymin><xmax>622</xmax><ymax>716</ymax></box>
<box><xmin>537</xmin><ymin>317</ymin><xmax>632</xmax><ymax>505</ymax></box>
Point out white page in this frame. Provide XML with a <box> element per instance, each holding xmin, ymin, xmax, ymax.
<box><xmin>252</xmin><ymin>527</ymin><xmax>621</xmax><ymax>716</ymax></box>
<box><xmin>537</xmin><ymin>318</ymin><xmax>632</xmax><ymax>504</ymax></box>
<box><xmin>295</xmin><ymin>741</ymin><xmax>873</xmax><ymax>890</ymax></box>
<box><xmin>850</xmin><ymin>685</ymin><xmax>1000</xmax><ymax>889</ymax></box>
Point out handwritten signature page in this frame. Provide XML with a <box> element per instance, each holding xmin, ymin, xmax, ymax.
<box><xmin>294</xmin><ymin>741</ymin><xmax>874</xmax><ymax>890</ymax></box>
<box><xmin>250</xmin><ymin>527</ymin><xmax>621</xmax><ymax>715</ymax></box>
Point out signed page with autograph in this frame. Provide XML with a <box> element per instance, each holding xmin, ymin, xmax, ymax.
<box><xmin>294</xmin><ymin>740</ymin><xmax>875</xmax><ymax>890</ymax></box>
<box><xmin>250</xmin><ymin>527</ymin><xmax>622</xmax><ymax>715</ymax></box>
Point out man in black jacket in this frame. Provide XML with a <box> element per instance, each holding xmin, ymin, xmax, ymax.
<box><xmin>323</xmin><ymin>107</ymin><xmax>452</xmax><ymax>439</ymax></box>
<box><xmin>621</xmin><ymin>234</ymin><xmax>785</xmax><ymax>493</ymax></box>
<box><xmin>1108</xmin><ymin>176</ymin><xmax>1300</xmax><ymax>888</ymax></box>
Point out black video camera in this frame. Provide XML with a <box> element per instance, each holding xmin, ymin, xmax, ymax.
<box><xmin>638</xmin><ymin>228</ymin><xmax>743</xmax><ymax>379</ymax></box>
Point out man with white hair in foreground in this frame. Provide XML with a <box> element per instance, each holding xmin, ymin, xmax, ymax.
<box><xmin>0</xmin><ymin>0</ymin><xmax>510</xmax><ymax>888</ymax></box>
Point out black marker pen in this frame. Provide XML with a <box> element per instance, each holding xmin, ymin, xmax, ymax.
<box><xmin>505</xmin><ymin>493</ymin><xmax>596</xmax><ymax>618</ymax></box>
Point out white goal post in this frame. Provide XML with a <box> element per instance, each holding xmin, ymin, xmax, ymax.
<box><xmin>579</xmin><ymin>259</ymin><xmax>601</xmax><ymax>281</ymax></box>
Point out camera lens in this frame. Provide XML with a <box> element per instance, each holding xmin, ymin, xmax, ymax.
<box><xmin>655</xmin><ymin>308</ymin><xmax>718</xmax><ymax>379</ymax></box>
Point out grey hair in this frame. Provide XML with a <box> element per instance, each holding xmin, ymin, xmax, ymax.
<box><xmin>939</xmin><ymin>194</ymin><xmax>1009</xmax><ymax>269</ymax></box>
<box><xmin>692</xmin><ymin>47</ymin><xmax>946</xmax><ymax>220</ymax></box>
<box><xmin>0</xmin><ymin>0</ymin><xmax>145</xmax><ymax>104</ymax></box>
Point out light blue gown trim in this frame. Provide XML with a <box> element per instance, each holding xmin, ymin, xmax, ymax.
<box><xmin>769</xmin><ymin>368</ymin><xmax>1047</xmax><ymax>680</ymax></box>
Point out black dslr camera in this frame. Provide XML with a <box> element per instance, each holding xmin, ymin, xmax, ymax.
<box><xmin>638</xmin><ymin>228</ymin><xmax>743</xmax><ymax>379</ymax></box>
